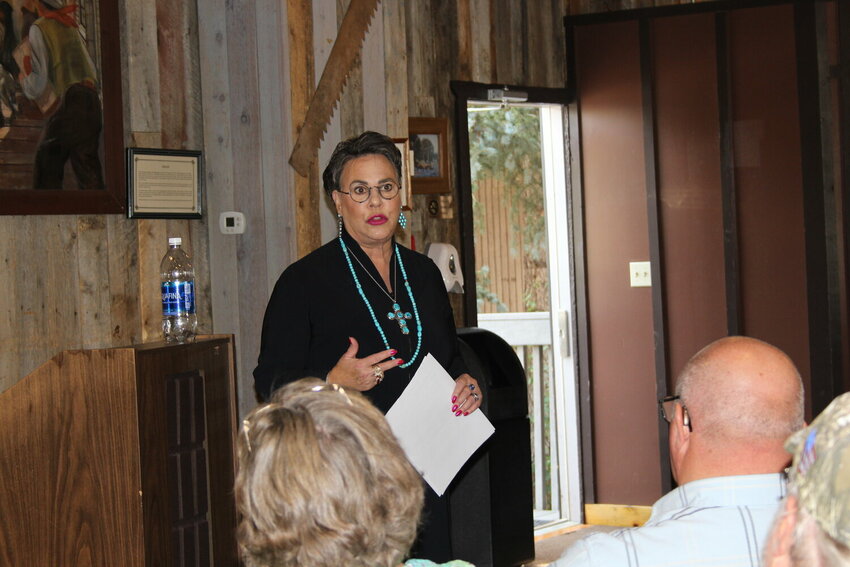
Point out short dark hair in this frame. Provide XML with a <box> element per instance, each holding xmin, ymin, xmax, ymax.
<box><xmin>322</xmin><ymin>131</ymin><xmax>402</xmax><ymax>198</ymax></box>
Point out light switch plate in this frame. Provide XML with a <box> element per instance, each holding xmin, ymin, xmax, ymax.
<box><xmin>630</xmin><ymin>261</ymin><xmax>652</xmax><ymax>287</ymax></box>
<box><xmin>219</xmin><ymin>211</ymin><xmax>245</xmax><ymax>234</ymax></box>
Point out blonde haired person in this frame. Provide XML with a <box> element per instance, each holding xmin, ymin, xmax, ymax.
<box><xmin>236</xmin><ymin>377</ymin><xmax>474</xmax><ymax>567</ymax></box>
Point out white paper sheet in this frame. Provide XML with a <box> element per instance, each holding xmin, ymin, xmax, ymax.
<box><xmin>386</xmin><ymin>353</ymin><xmax>495</xmax><ymax>496</ymax></box>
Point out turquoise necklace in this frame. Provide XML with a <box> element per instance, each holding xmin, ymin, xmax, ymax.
<box><xmin>339</xmin><ymin>237</ymin><xmax>423</xmax><ymax>369</ymax></box>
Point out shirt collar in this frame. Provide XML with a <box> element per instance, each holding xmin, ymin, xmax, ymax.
<box><xmin>651</xmin><ymin>473</ymin><xmax>787</xmax><ymax>521</ymax></box>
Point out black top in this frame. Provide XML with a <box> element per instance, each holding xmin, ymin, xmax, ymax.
<box><xmin>254</xmin><ymin>228</ymin><xmax>468</xmax><ymax>412</ymax></box>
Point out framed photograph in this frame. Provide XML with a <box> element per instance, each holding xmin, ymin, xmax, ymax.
<box><xmin>393</xmin><ymin>138</ymin><xmax>413</xmax><ymax>210</ymax></box>
<box><xmin>127</xmin><ymin>148</ymin><xmax>203</xmax><ymax>219</ymax></box>
<box><xmin>409</xmin><ymin>117</ymin><xmax>450</xmax><ymax>194</ymax></box>
<box><xmin>0</xmin><ymin>0</ymin><xmax>125</xmax><ymax>215</ymax></box>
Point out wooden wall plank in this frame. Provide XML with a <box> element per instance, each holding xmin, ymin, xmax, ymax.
<box><xmin>182</xmin><ymin>0</ymin><xmax>205</xmax><ymax>149</ymax></box>
<box><xmin>0</xmin><ymin>218</ymin><xmax>19</xmax><ymax>387</ymax></box>
<box><xmin>383</xmin><ymin>0</ymin><xmax>409</xmax><ymax>246</ymax></box>
<box><xmin>198</xmin><ymin>0</ymin><xmax>244</xmax><ymax>410</ymax></box>
<box><xmin>252</xmin><ymin>0</ymin><xmax>300</xmax><ymax>412</ymax></box>
<box><xmin>457</xmin><ymin>0</ymin><xmax>473</xmax><ymax>81</ymax></box>
<box><xmin>406</xmin><ymin>1</ymin><xmax>437</xmax><ymax>116</ymax></box>
<box><xmin>260</xmin><ymin>0</ymin><xmax>298</xmax><ymax>289</ymax></box>
<box><xmin>338</xmin><ymin>0</ymin><xmax>366</xmax><ymax>140</ymax></box>
<box><xmin>76</xmin><ymin>216</ymin><xmax>112</xmax><ymax>349</ymax></box>
<box><xmin>44</xmin><ymin>217</ymin><xmax>82</xmax><ymax>363</ymax></box>
<box><xmin>314</xmin><ymin>0</ymin><xmax>343</xmax><ymax>242</ymax></box>
<box><xmin>469</xmin><ymin>0</ymin><xmax>492</xmax><ymax>83</ymax></box>
<box><xmin>289</xmin><ymin>0</ymin><xmax>322</xmax><ymax>257</ymax></box>
<box><xmin>362</xmin><ymin>0</ymin><xmax>388</xmax><ymax>134</ymax></box>
<box><xmin>383</xmin><ymin>0</ymin><xmax>409</xmax><ymax>137</ymax></box>
<box><xmin>155</xmin><ymin>0</ymin><xmax>188</xmax><ymax>148</ymax></box>
<box><xmin>106</xmin><ymin>217</ymin><xmax>141</xmax><ymax>348</ymax></box>
<box><xmin>226</xmin><ymin>0</ymin><xmax>272</xmax><ymax>410</ymax></box>
<box><xmin>547</xmin><ymin>0</ymin><xmax>569</xmax><ymax>87</ymax></box>
<box><xmin>137</xmin><ymin>220</ymin><xmax>167</xmax><ymax>343</ymax></box>
<box><xmin>122</xmin><ymin>0</ymin><xmax>161</xmax><ymax>134</ymax></box>
<box><xmin>492</xmin><ymin>1</ymin><xmax>522</xmax><ymax>84</ymax></box>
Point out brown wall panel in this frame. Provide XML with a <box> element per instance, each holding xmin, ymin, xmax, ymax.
<box><xmin>652</xmin><ymin>14</ymin><xmax>727</xmax><ymax>380</ymax></box>
<box><xmin>730</xmin><ymin>5</ymin><xmax>811</xmax><ymax>394</ymax></box>
<box><xmin>577</xmin><ymin>21</ymin><xmax>661</xmax><ymax>505</ymax></box>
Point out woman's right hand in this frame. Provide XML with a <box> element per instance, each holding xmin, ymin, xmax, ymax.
<box><xmin>326</xmin><ymin>337</ymin><xmax>403</xmax><ymax>391</ymax></box>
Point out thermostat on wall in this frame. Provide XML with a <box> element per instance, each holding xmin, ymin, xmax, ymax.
<box><xmin>219</xmin><ymin>211</ymin><xmax>245</xmax><ymax>234</ymax></box>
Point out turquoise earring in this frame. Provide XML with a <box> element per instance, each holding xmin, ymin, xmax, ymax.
<box><xmin>399</xmin><ymin>211</ymin><xmax>407</xmax><ymax>229</ymax></box>
<box><xmin>338</xmin><ymin>214</ymin><xmax>343</xmax><ymax>238</ymax></box>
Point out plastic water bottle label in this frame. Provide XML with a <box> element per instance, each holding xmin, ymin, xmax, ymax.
<box><xmin>182</xmin><ymin>281</ymin><xmax>196</xmax><ymax>314</ymax></box>
<box><xmin>161</xmin><ymin>281</ymin><xmax>195</xmax><ymax>315</ymax></box>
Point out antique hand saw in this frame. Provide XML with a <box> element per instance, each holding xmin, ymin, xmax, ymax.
<box><xmin>289</xmin><ymin>0</ymin><xmax>381</xmax><ymax>177</ymax></box>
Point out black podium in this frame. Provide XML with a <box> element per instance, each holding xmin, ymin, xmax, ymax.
<box><xmin>449</xmin><ymin>327</ymin><xmax>535</xmax><ymax>567</ymax></box>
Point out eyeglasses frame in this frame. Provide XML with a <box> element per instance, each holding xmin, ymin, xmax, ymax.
<box><xmin>658</xmin><ymin>394</ymin><xmax>692</xmax><ymax>432</ymax></box>
<box><xmin>337</xmin><ymin>182</ymin><xmax>401</xmax><ymax>204</ymax></box>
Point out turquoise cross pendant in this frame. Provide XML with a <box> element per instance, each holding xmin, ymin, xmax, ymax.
<box><xmin>387</xmin><ymin>303</ymin><xmax>413</xmax><ymax>334</ymax></box>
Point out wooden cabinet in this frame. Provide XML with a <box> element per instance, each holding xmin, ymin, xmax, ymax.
<box><xmin>0</xmin><ymin>336</ymin><xmax>239</xmax><ymax>567</ymax></box>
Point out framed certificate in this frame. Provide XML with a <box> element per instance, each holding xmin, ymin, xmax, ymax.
<box><xmin>127</xmin><ymin>148</ymin><xmax>203</xmax><ymax>219</ymax></box>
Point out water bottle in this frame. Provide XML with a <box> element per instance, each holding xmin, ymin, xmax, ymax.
<box><xmin>160</xmin><ymin>237</ymin><xmax>198</xmax><ymax>343</ymax></box>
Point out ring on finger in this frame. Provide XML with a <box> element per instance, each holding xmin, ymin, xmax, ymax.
<box><xmin>471</xmin><ymin>392</ymin><xmax>480</xmax><ymax>401</ymax></box>
<box><xmin>468</xmin><ymin>384</ymin><xmax>476</xmax><ymax>392</ymax></box>
<box><xmin>372</xmin><ymin>364</ymin><xmax>384</xmax><ymax>384</ymax></box>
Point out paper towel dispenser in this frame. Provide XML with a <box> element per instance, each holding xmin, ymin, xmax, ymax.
<box><xmin>426</xmin><ymin>242</ymin><xmax>464</xmax><ymax>294</ymax></box>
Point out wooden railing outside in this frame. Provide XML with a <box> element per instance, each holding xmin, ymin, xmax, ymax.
<box><xmin>477</xmin><ymin>313</ymin><xmax>561</xmax><ymax>525</ymax></box>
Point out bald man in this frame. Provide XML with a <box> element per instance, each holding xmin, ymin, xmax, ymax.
<box><xmin>555</xmin><ymin>336</ymin><xmax>805</xmax><ymax>567</ymax></box>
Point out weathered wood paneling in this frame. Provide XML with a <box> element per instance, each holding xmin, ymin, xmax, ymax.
<box><xmin>0</xmin><ymin>0</ymin><xmax>209</xmax><ymax>394</ymax></box>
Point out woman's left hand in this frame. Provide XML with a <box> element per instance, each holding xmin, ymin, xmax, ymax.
<box><xmin>451</xmin><ymin>373</ymin><xmax>482</xmax><ymax>416</ymax></box>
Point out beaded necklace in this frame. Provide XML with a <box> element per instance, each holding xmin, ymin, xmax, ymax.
<box><xmin>339</xmin><ymin>237</ymin><xmax>423</xmax><ymax>369</ymax></box>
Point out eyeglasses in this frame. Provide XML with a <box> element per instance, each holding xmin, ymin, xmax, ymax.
<box><xmin>337</xmin><ymin>182</ymin><xmax>400</xmax><ymax>203</ymax></box>
<box><xmin>658</xmin><ymin>395</ymin><xmax>692</xmax><ymax>431</ymax></box>
<box><xmin>241</xmin><ymin>383</ymin><xmax>352</xmax><ymax>452</ymax></box>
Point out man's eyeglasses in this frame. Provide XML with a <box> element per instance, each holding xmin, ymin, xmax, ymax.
<box><xmin>658</xmin><ymin>395</ymin><xmax>692</xmax><ymax>431</ymax></box>
<box><xmin>337</xmin><ymin>182</ymin><xmax>400</xmax><ymax>203</ymax></box>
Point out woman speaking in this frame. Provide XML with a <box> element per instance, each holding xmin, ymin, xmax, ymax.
<box><xmin>254</xmin><ymin>131</ymin><xmax>482</xmax><ymax>561</ymax></box>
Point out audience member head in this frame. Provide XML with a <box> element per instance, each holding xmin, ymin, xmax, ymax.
<box><xmin>668</xmin><ymin>336</ymin><xmax>804</xmax><ymax>484</ymax></box>
<box><xmin>235</xmin><ymin>378</ymin><xmax>424</xmax><ymax>567</ymax></box>
<box><xmin>763</xmin><ymin>392</ymin><xmax>850</xmax><ymax>567</ymax></box>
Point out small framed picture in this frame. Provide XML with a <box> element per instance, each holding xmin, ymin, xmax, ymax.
<box><xmin>126</xmin><ymin>148</ymin><xmax>203</xmax><ymax>219</ymax></box>
<box><xmin>409</xmin><ymin>117</ymin><xmax>450</xmax><ymax>194</ymax></box>
<box><xmin>393</xmin><ymin>138</ymin><xmax>413</xmax><ymax>210</ymax></box>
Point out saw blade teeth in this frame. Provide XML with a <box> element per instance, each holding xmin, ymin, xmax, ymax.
<box><xmin>289</xmin><ymin>0</ymin><xmax>382</xmax><ymax>176</ymax></box>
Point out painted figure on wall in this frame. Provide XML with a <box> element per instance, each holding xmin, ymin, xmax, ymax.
<box><xmin>16</xmin><ymin>0</ymin><xmax>103</xmax><ymax>189</ymax></box>
<box><xmin>0</xmin><ymin>1</ymin><xmax>20</xmax><ymax>127</ymax></box>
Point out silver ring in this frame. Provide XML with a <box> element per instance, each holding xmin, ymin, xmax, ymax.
<box><xmin>472</xmin><ymin>392</ymin><xmax>480</xmax><ymax>401</ymax></box>
<box><xmin>469</xmin><ymin>384</ymin><xmax>476</xmax><ymax>392</ymax></box>
<box><xmin>372</xmin><ymin>364</ymin><xmax>384</xmax><ymax>383</ymax></box>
